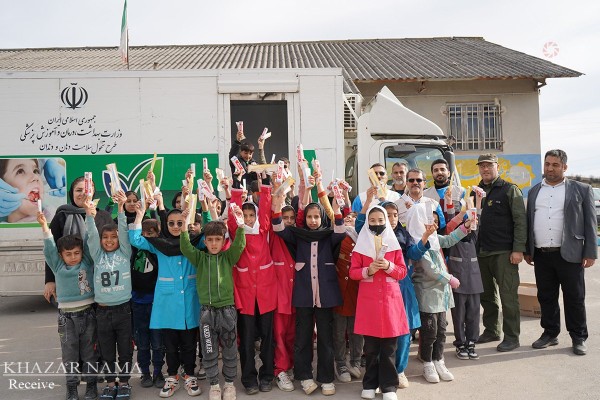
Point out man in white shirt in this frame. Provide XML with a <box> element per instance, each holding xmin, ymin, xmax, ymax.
<box><xmin>394</xmin><ymin>168</ymin><xmax>445</xmax><ymax>229</ymax></box>
<box><xmin>525</xmin><ymin>149</ymin><xmax>597</xmax><ymax>356</ymax></box>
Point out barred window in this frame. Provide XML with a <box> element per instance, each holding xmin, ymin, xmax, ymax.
<box><xmin>447</xmin><ymin>103</ymin><xmax>502</xmax><ymax>151</ymax></box>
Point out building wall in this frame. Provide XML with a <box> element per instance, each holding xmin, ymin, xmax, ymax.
<box><xmin>355</xmin><ymin>79</ymin><xmax>542</xmax><ymax>196</ymax></box>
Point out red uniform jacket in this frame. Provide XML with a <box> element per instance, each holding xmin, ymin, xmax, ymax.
<box><xmin>349</xmin><ymin>249</ymin><xmax>408</xmax><ymax>338</ymax></box>
<box><xmin>270</xmin><ymin>233</ymin><xmax>295</xmax><ymax>315</ymax></box>
<box><xmin>334</xmin><ymin>235</ymin><xmax>359</xmax><ymax>317</ymax></box>
<box><xmin>229</xmin><ymin>186</ymin><xmax>277</xmax><ymax>315</ymax></box>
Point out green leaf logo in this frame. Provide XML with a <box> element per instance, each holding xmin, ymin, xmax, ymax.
<box><xmin>102</xmin><ymin>156</ymin><xmax>164</xmax><ymax>194</ymax></box>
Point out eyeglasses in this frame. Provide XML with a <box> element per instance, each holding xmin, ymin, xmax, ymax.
<box><xmin>408</xmin><ymin>178</ymin><xmax>424</xmax><ymax>183</ymax></box>
<box><xmin>168</xmin><ymin>221</ymin><xmax>184</xmax><ymax>227</ymax></box>
<box><xmin>374</xmin><ymin>171</ymin><xmax>386</xmax><ymax>177</ymax></box>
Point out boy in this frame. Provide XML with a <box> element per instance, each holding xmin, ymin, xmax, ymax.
<box><xmin>180</xmin><ymin>208</ymin><xmax>247</xmax><ymax>400</ymax></box>
<box><xmin>38</xmin><ymin>212</ymin><xmax>98</xmax><ymax>400</ymax></box>
<box><xmin>132</xmin><ymin>218</ymin><xmax>165</xmax><ymax>389</ymax></box>
<box><xmin>84</xmin><ymin>190</ymin><xmax>134</xmax><ymax>400</ymax></box>
<box><xmin>228</xmin><ymin>128</ymin><xmax>258</xmax><ymax>189</ymax></box>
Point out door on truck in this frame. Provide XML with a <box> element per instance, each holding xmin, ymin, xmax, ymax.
<box><xmin>230</xmin><ymin>101</ymin><xmax>289</xmax><ymax>162</ymax></box>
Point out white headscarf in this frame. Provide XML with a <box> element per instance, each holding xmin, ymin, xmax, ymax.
<box><xmin>353</xmin><ymin>205</ymin><xmax>402</xmax><ymax>259</ymax></box>
<box><xmin>242</xmin><ymin>202</ymin><xmax>260</xmax><ymax>235</ymax></box>
<box><xmin>406</xmin><ymin>202</ymin><xmax>440</xmax><ymax>251</ymax></box>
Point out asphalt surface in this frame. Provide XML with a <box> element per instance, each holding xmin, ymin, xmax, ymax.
<box><xmin>0</xmin><ymin>255</ymin><xmax>598</xmax><ymax>400</ymax></box>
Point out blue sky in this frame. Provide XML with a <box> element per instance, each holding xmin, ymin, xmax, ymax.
<box><xmin>1</xmin><ymin>0</ymin><xmax>598</xmax><ymax>176</ymax></box>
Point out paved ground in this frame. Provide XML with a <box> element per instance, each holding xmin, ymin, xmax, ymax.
<box><xmin>0</xmin><ymin>255</ymin><xmax>598</xmax><ymax>400</ymax></box>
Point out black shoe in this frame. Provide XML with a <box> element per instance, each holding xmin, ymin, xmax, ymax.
<box><xmin>153</xmin><ymin>373</ymin><xmax>165</xmax><ymax>389</ymax></box>
<box><xmin>99</xmin><ymin>385</ymin><xmax>117</xmax><ymax>400</ymax></box>
<box><xmin>455</xmin><ymin>344</ymin><xmax>469</xmax><ymax>360</ymax></box>
<box><xmin>97</xmin><ymin>376</ymin><xmax>105</xmax><ymax>384</ymax></box>
<box><xmin>477</xmin><ymin>331</ymin><xmax>501</xmax><ymax>344</ymax></box>
<box><xmin>467</xmin><ymin>341</ymin><xmax>479</xmax><ymax>360</ymax></box>
<box><xmin>245</xmin><ymin>386</ymin><xmax>259</xmax><ymax>395</ymax></box>
<box><xmin>259</xmin><ymin>380</ymin><xmax>273</xmax><ymax>392</ymax></box>
<box><xmin>532</xmin><ymin>334</ymin><xmax>559</xmax><ymax>349</ymax></box>
<box><xmin>66</xmin><ymin>383</ymin><xmax>79</xmax><ymax>400</ymax></box>
<box><xmin>140</xmin><ymin>373</ymin><xmax>153</xmax><ymax>388</ymax></box>
<box><xmin>573</xmin><ymin>339</ymin><xmax>587</xmax><ymax>356</ymax></box>
<box><xmin>497</xmin><ymin>340</ymin><xmax>520</xmax><ymax>352</ymax></box>
<box><xmin>84</xmin><ymin>382</ymin><xmax>98</xmax><ymax>400</ymax></box>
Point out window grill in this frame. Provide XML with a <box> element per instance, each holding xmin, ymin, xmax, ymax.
<box><xmin>447</xmin><ymin>102</ymin><xmax>503</xmax><ymax>151</ymax></box>
<box><xmin>344</xmin><ymin>94</ymin><xmax>360</xmax><ymax>132</ymax></box>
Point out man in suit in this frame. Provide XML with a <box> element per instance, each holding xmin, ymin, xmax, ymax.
<box><xmin>525</xmin><ymin>149</ymin><xmax>597</xmax><ymax>355</ymax></box>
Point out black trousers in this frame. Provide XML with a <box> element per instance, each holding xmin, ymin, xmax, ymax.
<box><xmin>534</xmin><ymin>249</ymin><xmax>588</xmax><ymax>341</ymax></box>
<box><xmin>363</xmin><ymin>336</ymin><xmax>398</xmax><ymax>393</ymax></box>
<box><xmin>451</xmin><ymin>292</ymin><xmax>481</xmax><ymax>345</ymax></box>
<box><xmin>294</xmin><ymin>307</ymin><xmax>334</xmax><ymax>384</ymax></box>
<box><xmin>162</xmin><ymin>328</ymin><xmax>197</xmax><ymax>376</ymax></box>
<box><xmin>96</xmin><ymin>303</ymin><xmax>133</xmax><ymax>383</ymax></box>
<box><xmin>419</xmin><ymin>311</ymin><xmax>447</xmax><ymax>362</ymax></box>
<box><xmin>238</xmin><ymin>302</ymin><xmax>275</xmax><ymax>388</ymax></box>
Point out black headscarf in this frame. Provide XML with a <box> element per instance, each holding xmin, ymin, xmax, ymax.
<box><xmin>145</xmin><ymin>209</ymin><xmax>202</xmax><ymax>256</ymax></box>
<box><xmin>171</xmin><ymin>192</ymin><xmax>182</xmax><ymax>209</ymax></box>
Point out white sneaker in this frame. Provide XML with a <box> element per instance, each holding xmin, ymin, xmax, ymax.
<box><xmin>209</xmin><ymin>384</ymin><xmax>221</xmax><ymax>400</ymax></box>
<box><xmin>382</xmin><ymin>392</ymin><xmax>398</xmax><ymax>400</ymax></box>
<box><xmin>433</xmin><ymin>359</ymin><xmax>454</xmax><ymax>381</ymax></box>
<box><xmin>184</xmin><ymin>375</ymin><xmax>201</xmax><ymax>396</ymax></box>
<box><xmin>159</xmin><ymin>376</ymin><xmax>180</xmax><ymax>398</ymax></box>
<box><xmin>423</xmin><ymin>362</ymin><xmax>439</xmax><ymax>383</ymax></box>
<box><xmin>397</xmin><ymin>372</ymin><xmax>409</xmax><ymax>388</ymax></box>
<box><xmin>222</xmin><ymin>382</ymin><xmax>236</xmax><ymax>400</ymax></box>
<box><xmin>321</xmin><ymin>382</ymin><xmax>335</xmax><ymax>396</ymax></box>
<box><xmin>334</xmin><ymin>364</ymin><xmax>351</xmax><ymax>383</ymax></box>
<box><xmin>276</xmin><ymin>371</ymin><xmax>294</xmax><ymax>392</ymax></box>
<box><xmin>347</xmin><ymin>362</ymin><xmax>362</xmax><ymax>379</ymax></box>
<box><xmin>300</xmin><ymin>379</ymin><xmax>318</xmax><ymax>395</ymax></box>
<box><xmin>361</xmin><ymin>389</ymin><xmax>375</xmax><ymax>399</ymax></box>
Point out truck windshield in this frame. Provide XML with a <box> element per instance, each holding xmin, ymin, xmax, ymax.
<box><xmin>383</xmin><ymin>145</ymin><xmax>444</xmax><ymax>180</ymax></box>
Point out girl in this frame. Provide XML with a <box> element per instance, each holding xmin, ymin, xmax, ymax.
<box><xmin>350</xmin><ymin>205</ymin><xmax>407</xmax><ymax>400</ymax></box>
<box><xmin>272</xmin><ymin>182</ymin><xmax>345</xmax><ymax>396</ymax></box>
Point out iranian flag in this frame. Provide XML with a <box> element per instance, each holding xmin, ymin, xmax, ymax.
<box><xmin>119</xmin><ymin>0</ymin><xmax>128</xmax><ymax>64</ymax></box>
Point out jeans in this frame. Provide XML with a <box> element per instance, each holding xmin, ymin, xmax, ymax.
<box><xmin>96</xmin><ymin>302</ymin><xmax>134</xmax><ymax>383</ymax></box>
<box><xmin>58</xmin><ymin>307</ymin><xmax>98</xmax><ymax>386</ymax></box>
<box><xmin>200</xmin><ymin>305</ymin><xmax>238</xmax><ymax>385</ymax></box>
<box><xmin>132</xmin><ymin>302</ymin><xmax>164</xmax><ymax>375</ymax></box>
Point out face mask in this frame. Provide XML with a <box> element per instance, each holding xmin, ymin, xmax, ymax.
<box><xmin>369</xmin><ymin>224</ymin><xmax>386</xmax><ymax>236</ymax></box>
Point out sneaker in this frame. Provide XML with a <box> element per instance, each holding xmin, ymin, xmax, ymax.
<box><xmin>184</xmin><ymin>375</ymin><xmax>201</xmax><ymax>396</ymax></box>
<box><xmin>196</xmin><ymin>365</ymin><xmax>207</xmax><ymax>380</ymax></box>
<box><xmin>276</xmin><ymin>371</ymin><xmax>294</xmax><ymax>392</ymax></box>
<box><xmin>153</xmin><ymin>373</ymin><xmax>165</xmax><ymax>389</ymax></box>
<box><xmin>300</xmin><ymin>379</ymin><xmax>318</xmax><ymax>395</ymax></box>
<box><xmin>66</xmin><ymin>383</ymin><xmax>79</xmax><ymax>400</ymax></box>
<box><xmin>433</xmin><ymin>360</ymin><xmax>454</xmax><ymax>381</ymax></box>
<box><xmin>360</xmin><ymin>354</ymin><xmax>366</xmax><ymax>367</ymax></box>
<box><xmin>334</xmin><ymin>364</ymin><xmax>351</xmax><ymax>383</ymax></box>
<box><xmin>115</xmin><ymin>383</ymin><xmax>132</xmax><ymax>400</ymax></box>
<box><xmin>348</xmin><ymin>362</ymin><xmax>362</xmax><ymax>379</ymax></box>
<box><xmin>159</xmin><ymin>376</ymin><xmax>179</xmax><ymax>398</ymax></box>
<box><xmin>84</xmin><ymin>382</ymin><xmax>98</xmax><ymax>400</ymax></box>
<box><xmin>209</xmin><ymin>384</ymin><xmax>221</xmax><ymax>400</ymax></box>
<box><xmin>397</xmin><ymin>372</ymin><xmax>409</xmax><ymax>389</ymax></box>
<box><xmin>259</xmin><ymin>379</ymin><xmax>272</xmax><ymax>392</ymax></box>
<box><xmin>382</xmin><ymin>392</ymin><xmax>398</xmax><ymax>400</ymax></box>
<box><xmin>140</xmin><ymin>373</ymin><xmax>153</xmax><ymax>388</ymax></box>
<box><xmin>321</xmin><ymin>382</ymin><xmax>335</xmax><ymax>396</ymax></box>
<box><xmin>223</xmin><ymin>382</ymin><xmax>236</xmax><ymax>400</ymax></box>
<box><xmin>245</xmin><ymin>386</ymin><xmax>259</xmax><ymax>395</ymax></box>
<box><xmin>361</xmin><ymin>389</ymin><xmax>375</xmax><ymax>399</ymax></box>
<box><xmin>99</xmin><ymin>385</ymin><xmax>118</xmax><ymax>400</ymax></box>
<box><xmin>456</xmin><ymin>344</ymin><xmax>469</xmax><ymax>360</ymax></box>
<box><xmin>467</xmin><ymin>342</ymin><xmax>479</xmax><ymax>360</ymax></box>
<box><xmin>423</xmin><ymin>362</ymin><xmax>439</xmax><ymax>383</ymax></box>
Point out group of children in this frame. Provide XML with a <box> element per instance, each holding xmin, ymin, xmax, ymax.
<box><xmin>42</xmin><ymin>134</ymin><xmax>484</xmax><ymax>400</ymax></box>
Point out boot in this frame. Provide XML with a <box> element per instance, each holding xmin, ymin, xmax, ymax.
<box><xmin>66</xmin><ymin>383</ymin><xmax>79</xmax><ymax>400</ymax></box>
<box><xmin>84</xmin><ymin>381</ymin><xmax>98</xmax><ymax>400</ymax></box>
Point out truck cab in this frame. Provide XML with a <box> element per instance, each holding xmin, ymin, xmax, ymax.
<box><xmin>346</xmin><ymin>86</ymin><xmax>458</xmax><ymax>196</ymax></box>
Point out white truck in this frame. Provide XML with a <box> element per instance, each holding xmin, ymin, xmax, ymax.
<box><xmin>0</xmin><ymin>69</ymin><xmax>456</xmax><ymax>295</ymax></box>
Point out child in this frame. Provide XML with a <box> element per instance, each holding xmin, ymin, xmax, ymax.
<box><xmin>270</xmin><ymin>204</ymin><xmax>297</xmax><ymax>392</ymax></box>
<box><xmin>37</xmin><ymin>212</ymin><xmax>98</xmax><ymax>400</ymax></box>
<box><xmin>129</xmin><ymin>196</ymin><xmax>202</xmax><ymax>398</ymax></box>
<box><xmin>272</xmin><ymin>177</ymin><xmax>345</xmax><ymax>397</ymax></box>
<box><xmin>180</xmin><ymin>209</ymin><xmax>246</xmax><ymax>400</ymax></box>
<box><xmin>332</xmin><ymin>211</ymin><xmax>363</xmax><ymax>383</ymax></box>
<box><xmin>406</xmin><ymin>203</ymin><xmax>471</xmax><ymax>384</ymax></box>
<box><xmin>227</xmin><ymin>183</ymin><xmax>277</xmax><ymax>394</ymax></box>
<box><xmin>229</xmin><ymin>127</ymin><xmax>258</xmax><ymax>189</ymax></box>
<box><xmin>131</xmin><ymin>218</ymin><xmax>166</xmax><ymax>389</ymax></box>
<box><xmin>84</xmin><ymin>190</ymin><xmax>134</xmax><ymax>400</ymax></box>
<box><xmin>350</xmin><ymin>205</ymin><xmax>408</xmax><ymax>400</ymax></box>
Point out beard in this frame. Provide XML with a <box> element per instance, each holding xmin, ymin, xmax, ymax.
<box><xmin>393</xmin><ymin>178</ymin><xmax>405</xmax><ymax>186</ymax></box>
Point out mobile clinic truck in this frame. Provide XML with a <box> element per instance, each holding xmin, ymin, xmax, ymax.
<box><xmin>0</xmin><ymin>69</ymin><xmax>456</xmax><ymax>295</ymax></box>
